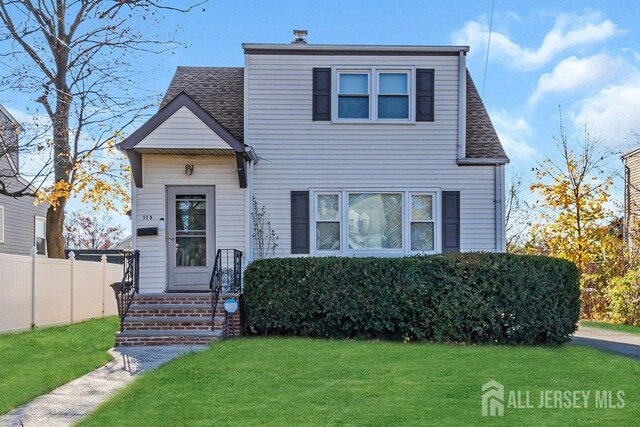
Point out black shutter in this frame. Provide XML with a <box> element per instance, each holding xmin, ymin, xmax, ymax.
<box><xmin>291</xmin><ymin>191</ymin><xmax>310</xmax><ymax>254</ymax></box>
<box><xmin>416</xmin><ymin>69</ymin><xmax>434</xmax><ymax>122</ymax></box>
<box><xmin>313</xmin><ymin>68</ymin><xmax>331</xmax><ymax>121</ymax></box>
<box><xmin>442</xmin><ymin>191</ymin><xmax>460</xmax><ymax>253</ymax></box>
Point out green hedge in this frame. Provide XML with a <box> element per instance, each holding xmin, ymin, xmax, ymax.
<box><xmin>244</xmin><ymin>253</ymin><xmax>580</xmax><ymax>344</ymax></box>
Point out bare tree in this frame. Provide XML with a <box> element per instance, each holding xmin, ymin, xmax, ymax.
<box><xmin>505</xmin><ymin>167</ymin><xmax>531</xmax><ymax>252</ymax></box>
<box><xmin>0</xmin><ymin>0</ymin><xmax>204</xmax><ymax>257</ymax></box>
<box><xmin>64</xmin><ymin>210</ymin><xmax>124</xmax><ymax>249</ymax></box>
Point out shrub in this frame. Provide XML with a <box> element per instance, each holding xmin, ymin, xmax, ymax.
<box><xmin>243</xmin><ymin>253</ymin><xmax>580</xmax><ymax>345</ymax></box>
<box><xmin>606</xmin><ymin>270</ymin><xmax>640</xmax><ymax>326</ymax></box>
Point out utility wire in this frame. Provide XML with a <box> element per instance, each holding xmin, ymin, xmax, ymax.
<box><xmin>482</xmin><ymin>0</ymin><xmax>496</xmax><ymax>96</ymax></box>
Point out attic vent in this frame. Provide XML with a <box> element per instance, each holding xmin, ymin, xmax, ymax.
<box><xmin>292</xmin><ymin>29</ymin><xmax>308</xmax><ymax>44</ymax></box>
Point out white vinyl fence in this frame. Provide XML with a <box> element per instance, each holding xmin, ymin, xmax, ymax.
<box><xmin>0</xmin><ymin>249</ymin><xmax>122</xmax><ymax>333</ymax></box>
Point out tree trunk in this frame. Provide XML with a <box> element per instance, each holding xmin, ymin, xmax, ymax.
<box><xmin>46</xmin><ymin>88</ymin><xmax>73</xmax><ymax>259</ymax></box>
<box><xmin>46</xmin><ymin>198</ymin><xmax>66</xmax><ymax>258</ymax></box>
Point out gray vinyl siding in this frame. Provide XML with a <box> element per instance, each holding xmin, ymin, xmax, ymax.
<box><xmin>0</xmin><ymin>156</ymin><xmax>48</xmax><ymax>256</ymax></box>
<box><xmin>133</xmin><ymin>154</ymin><xmax>246</xmax><ymax>293</ymax></box>
<box><xmin>135</xmin><ymin>106</ymin><xmax>231</xmax><ymax>150</ymax></box>
<box><xmin>246</xmin><ymin>53</ymin><xmax>497</xmax><ymax>257</ymax></box>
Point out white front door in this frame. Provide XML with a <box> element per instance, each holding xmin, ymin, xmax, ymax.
<box><xmin>166</xmin><ymin>186</ymin><xmax>215</xmax><ymax>291</ymax></box>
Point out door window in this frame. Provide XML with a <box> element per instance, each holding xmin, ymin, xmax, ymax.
<box><xmin>175</xmin><ymin>194</ymin><xmax>207</xmax><ymax>266</ymax></box>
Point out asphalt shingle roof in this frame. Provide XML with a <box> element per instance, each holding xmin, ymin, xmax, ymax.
<box><xmin>465</xmin><ymin>71</ymin><xmax>508</xmax><ymax>160</ymax></box>
<box><xmin>161</xmin><ymin>66</ymin><xmax>507</xmax><ymax>161</ymax></box>
<box><xmin>161</xmin><ymin>67</ymin><xmax>244</xmax><ymax>142</ymax></box>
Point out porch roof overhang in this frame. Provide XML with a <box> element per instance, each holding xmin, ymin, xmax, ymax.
<box><xmin>118</xmin><ymin>92</ymin><xmax>255</xmax><ymax>189</ymax></box>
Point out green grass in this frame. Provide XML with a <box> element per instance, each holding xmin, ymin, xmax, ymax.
<box><xmin>581</xmin><ymin>321</ymin><xmax>640</xmax><ymax>335</ymax></box>
<box><xmin>0</xmin><ymin>317</ymin><xmax>118</xmax><ymax>415</ymax></box>
<box><xmin>82</xmin><ymin>338</ymin><xmax>640</xmax><ymax>426</ymax></box>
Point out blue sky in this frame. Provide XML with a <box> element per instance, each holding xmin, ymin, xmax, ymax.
<box><xmin>5</xmin><ymin>0</ymin><xmax>640</xmax><ymax>231</ymax></box>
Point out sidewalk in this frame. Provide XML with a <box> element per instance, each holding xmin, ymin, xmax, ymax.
<box><xmin>571</xmin><ymin>325</ymin><xmax>640</xmax><ymax>360</ymax></box>
<box><xmin>0</xmin><ymin>345</ymin><xmax>206</xmax><ymax>427</ymax></box>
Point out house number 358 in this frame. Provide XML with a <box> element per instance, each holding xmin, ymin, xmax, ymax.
<box><xmin>142</xmin><ymin>215</ymin><xmax>153</xmax><ymax>220</ymax></box>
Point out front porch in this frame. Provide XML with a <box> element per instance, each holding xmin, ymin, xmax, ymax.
<box><xmin>114</xmin><ymin>249</ymin><xmax>244</xmax><ymax>346</ymax></box>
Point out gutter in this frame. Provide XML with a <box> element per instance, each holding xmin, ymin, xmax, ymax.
<box><xmin>457</xmin><ymin>158</ymin><xmax>510</xmax><ymax>165</ymax></box>
<box><xmin>242</xmin><ymin>43</ymin><xmax>470</xmax><ymax>54</ymax></box>
<box><xmin>495</xmin><ymin>165</ymin><xmax>506</xmax><ymax>252</ymax></box>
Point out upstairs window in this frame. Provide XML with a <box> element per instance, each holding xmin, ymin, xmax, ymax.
<box><xmin>337</xmin><ymin>73</ymin><xmax>370</xmax><ymax>119</ymax></box>
<box><xmin>378</xmin><ymin>72</ymin><xmax>409</xmax><ymax>119</ymax></box>
<box><xmin>334</xmin><ymin>68</ymin><xmax>414</xmax><ymax>122</ymax></box>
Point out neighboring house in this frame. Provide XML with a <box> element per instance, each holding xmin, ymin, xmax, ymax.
<box><xmin>113</xmin><ymin>235</ymin><xmax>132</xmax><ymax>250</ymax></box>
<box><xmin>623</xmin><ymin>148</ymin><xmax>640</xmax><ymax>249</ymax></box>
<box><xmin>118</xmin><ymin>34</ymin><xmax>509</xmax><ymax>295</ymax></box>
<box><xmin>0</xmin><ymin>105</ymin><xmax>49</xmax><ymax>256</ymax></box>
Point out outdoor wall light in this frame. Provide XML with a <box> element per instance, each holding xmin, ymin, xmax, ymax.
<box><xmin>185</xmin><ymin>164</ymin><xmax>194</xmax><ymax>175</ymax></box>
<box><xmin>158</xmin><ymin>218</ymin><xmax>165</xmax><ymax>232</ymax></box>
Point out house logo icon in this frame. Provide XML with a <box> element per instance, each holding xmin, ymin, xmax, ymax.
<box><xmin>482</xmin><ymin>380</ymin><xmax>505</xmax><ymax>417</ymax></box>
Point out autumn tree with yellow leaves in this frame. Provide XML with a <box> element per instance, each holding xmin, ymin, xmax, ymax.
<box><xmin>530</xmin><ymin>117</ymin><xmax>614</xmax><ymax>273</ymax></box>
<box><xmin>0</xmin><ymin>1</ymin><xmax>205</xmax><ymax>258</ymax></box>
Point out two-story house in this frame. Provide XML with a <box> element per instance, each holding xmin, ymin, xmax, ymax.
<box><xmin>0</xmin><ymin>105</ymin><xmax>49</xmax><ymax>256</ymax></box>
<box><xmin>115</xmin><ymin>34</ymin><xmax>509</xmax><ymax>345</ymax></box>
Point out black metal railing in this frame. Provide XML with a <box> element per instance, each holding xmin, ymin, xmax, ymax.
<box><xmin>209</xmin><ymin>249</ymin><xmax>243</xmax><ymax>331</ymax></box>
<box><xmin>116</xmin><ymin>250</ymin><xmax>140</xmax><ymax>332</ymax></box>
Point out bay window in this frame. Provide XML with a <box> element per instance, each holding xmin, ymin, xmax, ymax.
<box><xmin>313</xmin><ymin>190</ymin><xmax>438</xmax><ymax>254</ymax></box>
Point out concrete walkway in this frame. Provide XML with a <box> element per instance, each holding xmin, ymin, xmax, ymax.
<box><xmin>0</xmin><ymin>345</ymin><xmax>206</xmax><ymax>427</ymax></box>
<box><xmin>571</xmin><ymin>325</ymin><xmax>640</xmax><ymax>360</ymax></box>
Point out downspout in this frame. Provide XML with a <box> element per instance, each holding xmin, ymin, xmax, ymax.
<box><xmin>245</xmin><ymin>155</ymin><xmax>255</xmax><ymax>264</ymax></box>
<box><xmin>495</xmin><ymin>164</ymin><xmax>506</xmax><ymax>252</ymax></box>
<box><xmin>243</xmin><ymin>53</ymin><xmax>253</xmax><ymax>265</ymax></box>
<box><xmin>458</xmin><ymin>50</ymin><xmax>467</xmax><ymax>160</ymax></box>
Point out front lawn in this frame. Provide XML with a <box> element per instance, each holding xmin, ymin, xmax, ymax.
<box><xmin>0</xmin><ymin>317</ymin><xmax>118</xmax><ymax>415</ymax></box>
<box><xmin>82</xmin><ymin>338</ymin><xmax>640</xmax><ymax>425</ymax></box>
<box><xmin>581</xmin><ymin>321</ymin><xmax>640</xmax><ymax>335</ymax></box>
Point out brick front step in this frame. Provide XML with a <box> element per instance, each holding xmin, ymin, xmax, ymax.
<box><xmin>115</xmin><ymin>330</ymin><xmax>223</xmax><ymax>346</ymax></box>
<box><xmin>131</xmin><ymin>292</ymin><xmax>240</xmax><ymax>305</ymax></box>
<box><xmin>121</xmin><ymin>316</ymin><xmax>225</xmax><ymax>331</ymax></box>
<box><xmin>127</xmin><ymin>304</ymin><xmax>214</xmax><ymax>317</ymax></box>
<box><xmin>115</xmin><ymin>292</ymin><xmax>242</xmax><ymax>346</ymax></box>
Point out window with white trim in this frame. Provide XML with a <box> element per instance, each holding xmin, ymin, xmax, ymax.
<box><xmin>35</xmin><ymin>216</ymin><xmax>46</xmax><ymax>255</ymax></box>
<box><xmin>337</xmin><ymin>72</ymin><xmax>370</xmax><ymax>119</ymax></box>
<box><xmin>410</xmin><ymin>194</ymin><xmax>435</xmax><ymax>251</ymax></box>
<box><xmin>0</xmin><ymin>205</ymin><xmax>4</xmax><ymax>243</ymax></box>
<box><xmin>313</xmin><ymin>190</ymin><xmax>438</xmax><ymax>255</ymax></box>
<box><xmin>315</xmin><ymin>193</ymin><xmax>341</xmax><ymax>251</ymax></box>
<box><xmin>335</xmin><ymin>68</ymin><xmax>413</xmax><ymax>122</ymax></box>
<box><xmin>378</xmin><ymin>72</ymin><xmax>410</xmax><ymax>119</ymax></box>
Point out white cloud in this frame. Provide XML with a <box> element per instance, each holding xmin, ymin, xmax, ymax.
<box><xmin>528</xmin><ymin>54</ymin><xmax>618</xmax><ymax>107</ymax></box>
<box><xmin>572</xmin><ymin>73</ymin><xmax>640</xmax><ymax>146</ymax></box>
<box><xmin>490</xmin><ymin>109</ymin><xmax>536</xmax><ymax>159</ymax></box>
<box><xmin>452</xmin><ymin>12</ymin><xmax>618</xmax><ymax>70</ymax></box>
